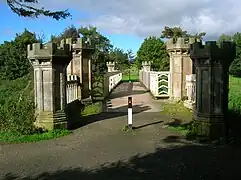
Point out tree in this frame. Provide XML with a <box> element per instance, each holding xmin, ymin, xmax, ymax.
<box><xmin>0</xmin><ymin>29</ymin><xmax>39</xmax><ymax>80</ymax></box>
<box><xmin>218</xmin><ymin>34</ymin><xmax>233</xmax><ymax>43</ymax></box>
<box><xmin>127</xmin><ymin>49</ymin><xmax>135</xmax><ymax>64</ymax></box>
<box><xmin>136</xmin><ymin>36</ymin><xmax>169</xmax><ymax>71</ymax></box>
<box><xmin>78</xmin><ymin>26</ymin><xmax>113</xmax><ymax>53</ymax></box>
<box><xmin>108</xmin><ymin>48</ymin><xmax>129</xmax><ymax>70</ymax></box>
<box><xmin>161</xmin><ymin>26</ymin><xmax>206</xmax><ymax>40</ymax></box>
<box><xmin>217</xmin><ymin>33</ymin><xmax>241</xmax><ymax>77</ymax></box>
<box><xmin>230</xmin><ymin>33</ymin><xmax>241</xmax><ymax>77</ymax></box>
<box><xmin>51</xmin><ymin>25</ymin><xmax>80</xmax><ymax>44</ymax></box>
<box><xmin>6</xmin><ymin>0</ymin><xmax>71</xmax><ymax>20</ymax></box>
<box><xmin>78</xmin><ymin>26</ymin><xmax>113</xmax><ymax>73</ymax></box>
<box><xmin>78</xmin><ymin>26</ymin><xmax>113</xmax><ymax>101</ymax></box>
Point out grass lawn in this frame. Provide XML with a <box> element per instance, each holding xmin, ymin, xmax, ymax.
<box><xmin>81</xmin><ymin>101</ymin><xmax>102</xmax><ymax>116</ymax></box>
<box><xmin>0</xmin><ymin>129</ymin><xmax>71</xmax><ymax>143</ymax></box>
<box><xmin>160</xmin><ymin>101</ymin><xmax>192</xmax><ymax>121</ymax></box>
<box><xmin>0</xmin><ymin>102</ymin><xmax>102</xmax><ymax>144</ymax></box>
<box><xmin>162</xmin><ymin>76</ymin><xmax>241</xmax><ymax>137</ymax></box>
<box><xmin>228</xmin><ymin>76</ymin><xmax>241</xmax><ymax>113</ymax></box>
<box><xmin>122</xmin><ymin>74</ymin><xmax>139</xmax><ymax>82</ymax></box>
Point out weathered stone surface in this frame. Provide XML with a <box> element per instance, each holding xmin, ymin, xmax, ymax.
<box><xmin>166</xmin><ymin>37</ymin><xmax>198</xmax><ymax>100</ymax></box>
<box><xmin>27</xmin><ymin>40</ymin><xmax>73</xmax><ymax>130</ymax></box>
<box><xmin>142</xmin><ymin>61</ymin><xmax>151</xmax><ymax>71</ymax></box>
<box><xmin>66</xmin><ymin>38</ymin><xmax>94</xmax><ymax>100</ymax></box>
<box><xmin>190</xmin><ymin>41</ymin><xmax>236</xmax><ymax>140</ymax></box>
<box><xmin>107</xmin><ymin>61</ymin><xmax>115</xmax><ymax>72</ymax></box>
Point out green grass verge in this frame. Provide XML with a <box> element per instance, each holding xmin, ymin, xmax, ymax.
<box><xmin>164</xmin><ymin>76</ymin><xmax>241</xmax><ymax>138</ymax></box>
<box><xmin>0</xmin><ymin>129</ymin><xmax>71</xmax><ymax>143</ymax></box>
<box><xmin>81</xmin><ymin>101</ymin><xmax>102</xmax><ymax>116</ymax></box>
<box><xmin>122</xmin><ymin>74</ymin><xmax>139</xmax><ymax>82</ymax></box>
<box><xmin>168</xmin><ymin>125</ymin><xmax>193</xmax><ymax>136</ymax></box>
<box><xmin>161</xmin><ymin>102</ymin><xmax>194</xmax><ymax>136</ymax></box>
<box><xmin>229</xmin><ymin>76</ymin><xmax>241</xmax><ymax>113</ymax></box>
<box><xmin>160</xmin><ymin>101</ymin><xmax>192</xmax><ymax>121</ymax></box>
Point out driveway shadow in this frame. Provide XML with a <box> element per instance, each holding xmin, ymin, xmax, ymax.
<box><xmin>67</xmin><ymin>103</ymin><xmax>151</xmax><ymax>130</ymax></box>
<box><xmin>3</xmin><ymin>143</ymin><xmax>241</xmax><ymax>180</ymax></box>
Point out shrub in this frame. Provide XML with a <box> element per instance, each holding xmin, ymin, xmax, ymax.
<box><xmin>0</xmin><ymin>74</ymin><xmax>37</xmax><ymax>135</ymax></box>
<box><xmin>228</xmin><ymin>76</ymin><xmax>241</xmax><ymax>114</ymax></box>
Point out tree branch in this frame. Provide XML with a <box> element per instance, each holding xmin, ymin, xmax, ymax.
<box><xmin>6</xmin><ymin>0</ymin><xmax>71</xmax><ymax>20</ymax></box>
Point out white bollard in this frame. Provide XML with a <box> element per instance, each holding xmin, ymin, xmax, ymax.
<box><xmin>127</xmin><ymin>96</ymin><xmax>133</xmax><ymax>128</ymax></box>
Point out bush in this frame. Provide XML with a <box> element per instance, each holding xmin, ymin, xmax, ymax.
<box><xmin>0</xmin><ymin>74</ymin><xmax>37</xmax><ymax>135</ymax></box>
<box><xmin>229</xmin><ymin>59</ymin><xmax>241</xmax><ymax>78</ymax></box>
<box><xmin>229</xmin><ymin>76</ymin><xmax>241</xmax><ymax>114</ymax></box>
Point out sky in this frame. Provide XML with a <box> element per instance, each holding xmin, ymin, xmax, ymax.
<box><xmin>0</xmin><ymin>0</ymin><xmax>241</xmax><ymax>54</ymax></box>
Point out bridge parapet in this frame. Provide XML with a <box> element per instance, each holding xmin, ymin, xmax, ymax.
<box><xmin>104</xmin><ymin>71</ymin><xmax>122</xmax><ymax>98</ymax></box>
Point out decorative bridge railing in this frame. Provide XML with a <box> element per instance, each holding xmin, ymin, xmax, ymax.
<box><xmin>139</xmin><ymin>70</ymin><xmax>170</xmax><ymax>98</ymax></box>
<box><xmin>66</xmin><ymin>75</ymin><xmax>80</xmax><ymax>104</ymax></box>
<box><xmin>104</xmin><ymin>71</ymin><xmax>122</xmax><ymax>98</ymax></box>
<box><xmin>66</xmin><ymin>71</ymin><xmax>122</xmax><ymax>104</ymax></box>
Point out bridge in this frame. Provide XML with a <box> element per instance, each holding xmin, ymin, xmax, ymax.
<box><xmin>0</xmin><ymin>37</ymin><xmax>239</xmax><ymax>180</ymax></box>
<box><xmin>27</xmin><ymin>37</ymin><xmax>235</xmax><ymax>140</ymax></box>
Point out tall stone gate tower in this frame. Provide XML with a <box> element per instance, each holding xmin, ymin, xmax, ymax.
<box><xmin>66</xmin><ymin>38</ymin><xmax>94</xmax><ymax>100</ymax></box>
<box><xmin>27</xmin><ymin>40</ymin><xmax>72</xmax><ymax>130</ymax></box>
<box><xmin>166</xmin><ymin>37</ymin><xmax>200</xmax><ymax>100</ymax></box>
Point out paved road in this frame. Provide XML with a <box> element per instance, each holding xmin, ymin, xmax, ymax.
<box><xmin>1</xmin><ymin>82</ymin><xmax>241</xmax><ymax>180</ymax></box>
<box><xmin>106</xmin><ymin>82</ymin><xmax>164</xmax><ymax>112</ymax></box>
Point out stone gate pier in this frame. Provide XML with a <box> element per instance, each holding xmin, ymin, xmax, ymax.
<box><xmin>166</xmin><ymin>37</ymin><xmax>200</xmax><ymax>101</ymax></box>
<box><xmin>190</xmin><ymin>41</ymin><xmax>236</xmax><ymax>139</ymax></box>
<box><xmin>27</xmin><ymin>40</ymin><xmax>72</xmax><ymax>130</ymax></box>
<box><xmin>27</xmin><ymin>38</ymin><xmax>122</xmax><ymax>131</ymax></box>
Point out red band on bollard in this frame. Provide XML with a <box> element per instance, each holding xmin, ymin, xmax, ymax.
<box><xmin>128</xmin><ymin>97</ymin><xmax>132</xmax><ymax>108</ymax></box>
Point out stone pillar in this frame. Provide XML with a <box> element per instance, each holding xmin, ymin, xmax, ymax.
<box><xmin>27</xmin><ymin>41</ymin><xmax>72</xmax><ymax>130</ymax></box>
<box><xmin>142</xmin><ymin>61</ymin><xmax>151</xmax><ymax>71</ymax></box>
<box><xmin>184</xmin><ymin>74</ymin><xmax>196</xmax><ymax>109</ymax></box>
<box><xmin>190</xmin><ymin>41</ymin><xmax>236</xmax><ymax>140</ymax></box>
<box><xmin>66</xmin><ymin>38</ymin><xmax>95</xmax><ymax>100</ymax></box>
<box><xmin>107</xmin><ymin>62</ymin><xmax>115</xmax><ymax>72</ymax></box>
<box><xmin>166</xmin><ymin>38</ymin><xmax>199</xmax><ymax>100</ymax></box>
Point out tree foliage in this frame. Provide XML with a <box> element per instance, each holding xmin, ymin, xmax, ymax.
<box><xmin>0</xmin><ymin>29</ymin><xmax>39</xmax><ymax>80</ymax></box>
<box><xmin>78</xmin><ymin>26</ymin><xmax>113</xmax><ymax>74</ymax></box>
<box><xmin>218</xmin><ymin>34</ymin><xmax>233</xmax><ymax>42</ymax></box>
<box><xmin>217</xmin><ymin>33</ymin><xmax>241</xmax><ymax>77</ymax></box>
<box><xmin>161</xmin><ymin>26</ymin><xmax>206</xmax><ymax>40</ymax></box>
<box><xmin>127</xmin><ymin>49</ymin><xmax>135</xmax><ymax>64</ymax></box>
<box><xmin>135</xmin><ymin>36</ymin><xmax>169</xmax><ymax>71</ymax></box>
<box><xmin>108</xmin><ymin>48</ymin><xmax>129</xmax><ymax>70</ymax></box>
<box><xmin>51</xmin><ymin>25</ymin><xmax>80</xmax><ymax>44</ymax></box>
<box><xmin>230</xmin><ymin>33</ymin><xmax>241</xmax><ymax>77</ymax></box>
<box><xmin>6</xmin><ymin>0</ymin><xmax>71</xmax><ymax>20</ymax></box>
<box><xmin>0</xmin><ymin>29</ymin><xmax>38</xmax><ymax>135</ymax></box>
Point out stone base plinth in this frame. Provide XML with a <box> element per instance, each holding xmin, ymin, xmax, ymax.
<box><xmin>34</xmin><ymin>111</ymin><xmax>67</xmax><ymax>130</ymax></box>
<box><xmin>192</xmin><ymin>113</ymin><xmax>226</xmax><ymax>140</ymax></box>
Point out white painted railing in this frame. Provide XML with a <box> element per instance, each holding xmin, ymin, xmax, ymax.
<box><xmin>66</xmin><ymin>75</ymin><xmax>80</xmax><ymax>104</ymax></box>
<box><xmin>66</xmin><ymin>72</ymin><xmax>122</xmax><ymax>103</ymax></box>
<box><xmin>139</xmin><ymin>70</ymin><xmax>150</xmax><ymax>90</ymax></box>
<box><xmin>184</xmin><ymin>74</ymin><xmax>196</xmax><ymax>109</ymax></box>
<box><xmin>139</xmin><ymin>70</ymin><xmax>170</xmax><ymax>97</ymax></box>
<box><xmin>104</xmin><ymin>71</ymin><xmax>122</xmax><ymax>98</ymax></box>
<box><xmin>109</xmin><ymin>72</ymin><xmax>122</xmax><ymax>91</ymax></box>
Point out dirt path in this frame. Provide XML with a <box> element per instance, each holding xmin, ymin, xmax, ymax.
<box><xmin>1</xmin><ymin>82</ymin><xmax>241</xmax><ymax>180</ymax></box>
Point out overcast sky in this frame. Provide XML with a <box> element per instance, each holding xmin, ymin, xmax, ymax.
<box><xmin>38</xmin><ymin>0</ymin><xmax>240</xmax><ymax>39</ymax></box>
